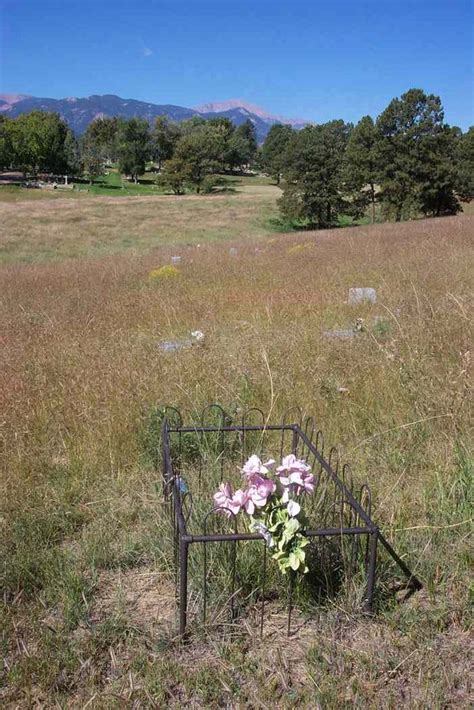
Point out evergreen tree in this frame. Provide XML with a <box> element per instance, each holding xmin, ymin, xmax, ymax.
<box><xmin>344</xmin><ymin>115</ymin><xmax>379</xmax><ymax>222</ymax></box>
<box><xmin>456</xmin><ymin>126</ymin><xmax>474</xmax><ymax>202</ymax></box>
<box><xmin>416</xmin><ymin>125</ymin><xmax>461</xmax><ymax>217</ymax></box>
<box><xmin>180</xmin><ymin>115</ymin><xmax>207</xmax><ymax>135</ymax></box>
<box><xmin>206</xmin><ymin>117</ymin><xmax>235</xmax><ymax>169</ymax></box>
<box><xmin>376</xmin><ymin>88</ymin><xmax>460</xmax><ymax>220</ymax></box>
<box><xmin>170</xmin><ymin>125</ymin><xmax>220</xmax><ymax>193</ymax></box>
<box><xmin>233</xmin><ymin>119</ymin><xmax>258</xmax><ymax>167</ymax></box>
<box><xmin>225</xmin><ymin>131</ymin><xmax>251</xmax><ymax>171</ymax></box>
<box><xmin>261</xmin><ymin>123</ymin><xmax>294</xmax><ymax>184</ymax></box>
<box><xmin>279</xmin><ymin>121</ymin><xmax>351</xmax><ymax>228</ymax></box>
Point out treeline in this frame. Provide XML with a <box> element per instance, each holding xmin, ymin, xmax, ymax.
<box><xmin>262</xmin><ymin>89</ymin><xmax>473</xmax><ymax>224</ymax></box>
<box><xmin>0</xmin><ymin>111</ymin><xmax>258</xmax><ymax>192</ymax></box>
<box><xmin>0</xmin><ymin>87</ymin><xmax>472</xmax><ymax>224</ymax></box>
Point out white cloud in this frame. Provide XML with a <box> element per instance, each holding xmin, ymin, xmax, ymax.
<box><xmin>143</xmin><ymin>46</ymin><xmax>153</xmax><ymax>57</ymax></box>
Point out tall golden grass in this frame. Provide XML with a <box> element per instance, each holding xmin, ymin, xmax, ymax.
<box><xmin>0</xmin><ymin>190</ymin><xmax>472</xmax><ymax>706</ymax></box>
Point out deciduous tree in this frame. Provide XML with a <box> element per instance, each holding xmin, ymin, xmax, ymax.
<box><xmin>116</xmin><ymin>118</ymin><xmax>150</xmax><ymax>183</ymax></box>
<box><xmin>83</xmin><ymin>117</ymin><xmax>119</xmax><ymax>163</ymax></box>
<box><xmin>151</xmin><ymin>116</ymin><xmax>181</xmax><ymax>170</ymax></box>
<box><xmin>7</xmin><ymin>111</ymin><xmax>69</xmax><ymax>175</ymax></box>
<box><xmin>0</xmin><ymin>116</ymin><xmax>13</xmax><ymax>170</ymax></box>
<box><xmin>63</xmin><ymin>129</ymin><xmax>81</xmax><ymax>178</ymax></box>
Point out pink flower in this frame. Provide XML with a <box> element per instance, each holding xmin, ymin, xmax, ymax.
<box><xmin>214</xmin><ymin>482</ymin><xmax>233</xmax><ymax>508</ymax></box>
<box><xmin>232</xmin><ymin>488</ymin><xmax>248</xmax><ymax>510</ymax></box>
<box><xmin>242</xmin><ymin>455</ymin><xmax>275</xmax><ymax>483</ymax></box>
<box><xmin>277</xmin><ymin>455</ymin><xmax>314</xmax><ymax>495</ymax></box>
<box><xmin>213</xmin><ymin>482</ymin><xmax>247</xmax><ymax>517</ymax></box>
<box><xmin>244</xmin><ymin>475</ymin><xmax>276</xmax><ymax>514</ymax></box>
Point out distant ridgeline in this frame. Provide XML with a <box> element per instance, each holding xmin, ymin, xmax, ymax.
<box><xmin>0</xmin><ymin>93</ymin><xmax>308</xmax><ymax>141</ymax></box>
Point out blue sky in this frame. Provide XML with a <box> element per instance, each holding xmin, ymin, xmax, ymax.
<box><xmin>1</xmin><ymin>0</ymin><xmax>473</xmax><ymax>128</ymax></box>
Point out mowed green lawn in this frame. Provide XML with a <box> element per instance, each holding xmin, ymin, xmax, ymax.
<box><xmin>0</xmin><ymin>185</ymin><xmax>472</xmax><ymax>706</ymax></box>
<box><xmin>0</xmin><ymin>169</ymin><xmax>277</xmax><ymax>202</ymax></box>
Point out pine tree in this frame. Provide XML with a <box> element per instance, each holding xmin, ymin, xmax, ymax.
<box><xmin>456</xmin><ymin>126</ymin><xmax>474</xmax><ymax>202</ymax></box>
<box><xmin>376</xmin><ymin>88</ymin><xmax>460</xmax><ymax>220</ymax></box>
<box><xmin>344</xmin><ymin>115</ymin><xmax>379</xmax><ymax>222</ymax></box>
<box><xmin>279</xmin><ymin>121</ymin><xmax>351</xmax><ymax>228</ymax></box>
<box><xmin>261</xmin><ymin>124</ymin><xmax>294</xmax><ymax>184</ymax></box>
<box><xmin>170</xmin><ymin>126</ymin><xmax>219</xmax><ymax>193</ymax></box>
<box><xmin>233</xmin><ymin>119</ymin><xmax>258</xmax><ymax>167</ymax></box>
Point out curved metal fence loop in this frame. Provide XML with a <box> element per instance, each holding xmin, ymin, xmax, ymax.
<box><xmin>162</xmin><ymin>405</ymin><xmax>183</xmax><ymax>428</ymax></box>
<box><xmin>182</xmin><ymin>490</ymin><xmax>194</xmax><ymax>526</ymax></box>
<box><xmin>359</xmin><ymin>483</ymin><xmax>372</xmax><ymax>520</ymax></box>
<box><xmin>200</xmin><ymin>403</ymin><xmax>228</xmax><ymax>427</ymax></box>
<box><xmin>301</xmin><ymin>416</ymin><xmax>316</xmax><ymax>459</ymax></box>
<box><xmin>328</xmin><ymin>446</ymin><xmax>340</xmax><ymax>474</ymax></box>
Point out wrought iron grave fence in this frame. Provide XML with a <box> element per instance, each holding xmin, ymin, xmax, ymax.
<box><xmin>159</xmin><ymin>405</ymin><xmax>422</xmax><ymax>636</ymax></box>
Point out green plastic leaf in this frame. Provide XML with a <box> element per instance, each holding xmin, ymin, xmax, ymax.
<box><xmin>289</xmin><ymin>553</ymin><xmax>300</xmax><ymax>571</ymax></box>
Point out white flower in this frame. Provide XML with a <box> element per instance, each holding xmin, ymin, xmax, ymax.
<box><xmin>190</xmin><ymin>330</ymin><xmax>205</xmax><ymax>341</ymax></box>
<box><xmin>287</xmin><ymin>500</ymin><xmax>301</xmax><ymax>517</ymax></box>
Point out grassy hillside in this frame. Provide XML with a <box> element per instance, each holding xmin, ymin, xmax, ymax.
<box><xmin>0</xmin><ymin>186</ymin><xmax>472</xmax><ymax>706</ymax></box>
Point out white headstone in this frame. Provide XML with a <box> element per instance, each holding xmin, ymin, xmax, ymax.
<box><xmin>348</xmin><ymin>287</ymin><xmax>377</xmax><ymax>304</ymax></box>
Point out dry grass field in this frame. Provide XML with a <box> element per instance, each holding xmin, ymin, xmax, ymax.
<box><xmin>1</xmin><ymin>186</ymin><xmax>473</xmax><ymax>707</ymax></box>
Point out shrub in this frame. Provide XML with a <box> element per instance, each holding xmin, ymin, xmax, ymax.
<box><xmin>147</xmin><ymin>265</ymin><xmax>180</xmax><ymax>282</ymax></box>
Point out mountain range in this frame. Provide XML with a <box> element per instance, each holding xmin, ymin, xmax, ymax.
<box><xmin>0</xmin><ymin>93</ymin><xmax>309</xmax><ymax>142</ymax></box>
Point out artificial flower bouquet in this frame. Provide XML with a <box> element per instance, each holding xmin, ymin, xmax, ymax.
<box><xmin>213</xmin><ymin>454</ymin><xmax>315</xmax><ymax>575</ymax></box>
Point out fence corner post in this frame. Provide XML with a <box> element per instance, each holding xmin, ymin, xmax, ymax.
<box><xmin>179</xmin><ymin>537</ymin><xmax>189</xmax><ymax>637</ymax></box>
<box><xmin>364</xmin><ymin>529</ymin><xmax>378</xmax><ymax>613</ymax></box>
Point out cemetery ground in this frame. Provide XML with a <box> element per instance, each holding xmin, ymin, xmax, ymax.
<box><xmin>0</xmin><ymin>183</ymin><xmax>473</xmax><ymax>707</ymax></box>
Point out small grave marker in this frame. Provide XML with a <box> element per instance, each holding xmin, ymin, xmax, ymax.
<box><xmin>348</xmin><ymin>287</ymin><xmax>377</xmax><ymax>304</ymax></box>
